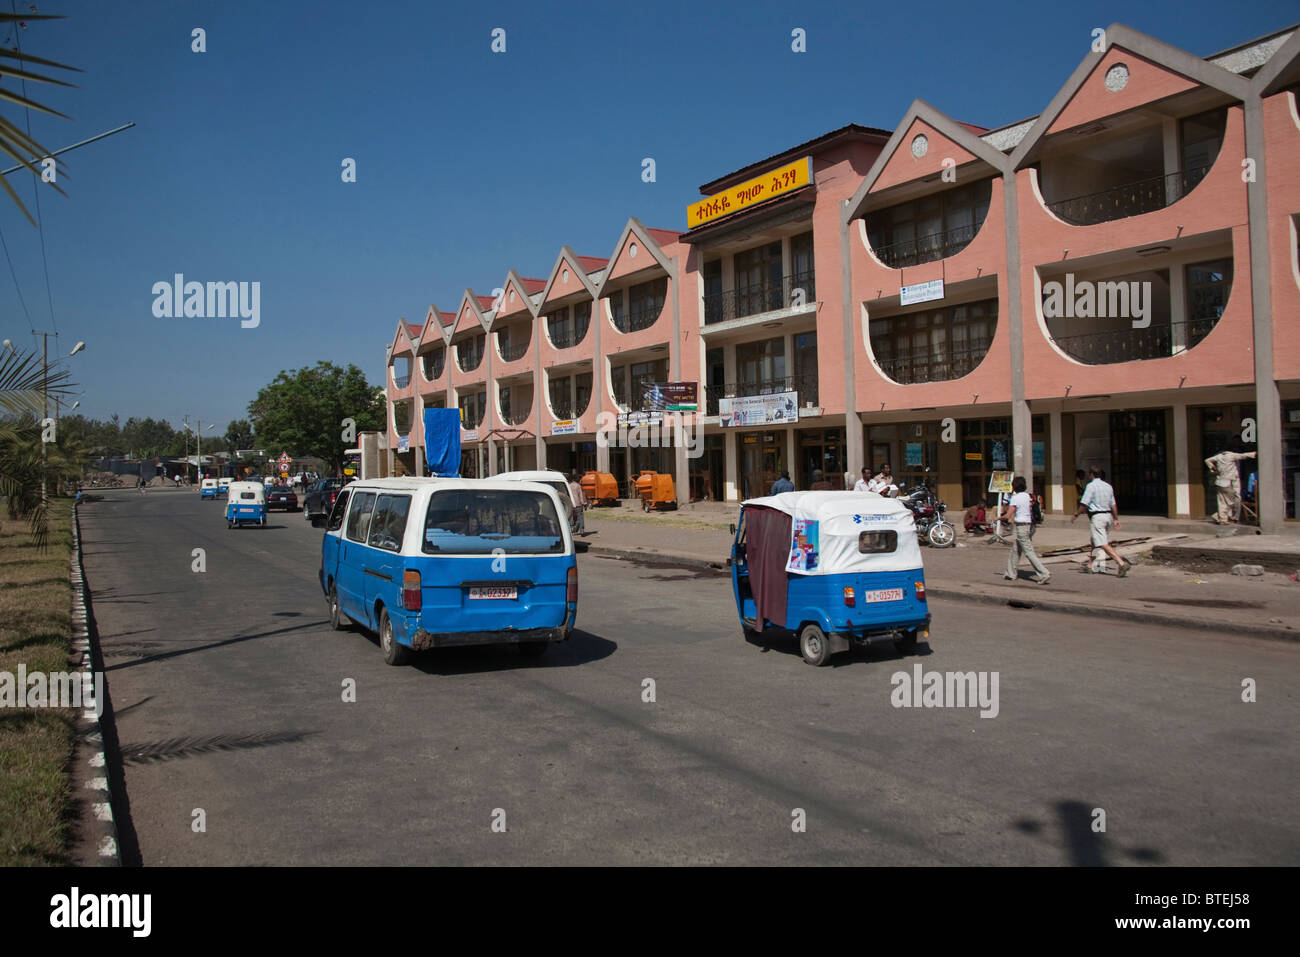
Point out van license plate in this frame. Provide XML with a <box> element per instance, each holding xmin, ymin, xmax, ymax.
<box><xmin>469</xmin><ymin>586</ymin><xmax>517</xmax><ymax>600</ymax></box>
<box><xmin>863</xmin><ymin>588</ymin><xmax>903</xmax><ymax>603</ymax></box>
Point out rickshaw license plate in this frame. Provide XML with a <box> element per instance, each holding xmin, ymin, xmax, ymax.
<box><xmin>863</xmin><ymin>588</ymin><xmax>904</xmax><ymax>603</ymax></box>
<box><xmin>469</xmin><ymin>586</ymin><xmax>517</xmax><ymax>600</ymax></box>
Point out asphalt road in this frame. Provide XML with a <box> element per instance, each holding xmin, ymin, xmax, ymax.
<box><xmin>78</xmin><ymin>487</ymin><xmax>1300</xmax><ymax>865</ymax></box>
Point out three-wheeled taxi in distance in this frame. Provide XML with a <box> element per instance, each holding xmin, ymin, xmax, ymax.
<box><xmin>225</xmin><ymin>481</ymin><xmax>267</xmax><ymax>528</ymax></box>
<box><xmin>319</xmin><ymin>477</ymin><xmax>578</xmax><ymax>666</ymax></box>
<box><xmin>218</xmin><ymin>477</ymin><xmax>232</xmax><ymax>498</ymax></box>
<box><xmin>730</xmin><ymin>490</ymin><xmax>930</xmax><ymax>666</ymax></box>
<box><xmin>200</xmin><ymin>477</ymin><xmax>219</xmax><ymax>500</ymax></box>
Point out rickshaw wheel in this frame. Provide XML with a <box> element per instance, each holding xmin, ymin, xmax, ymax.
<box><xmin>379</xmin><ymin>607</ymin><xmax>410</xmax><ymax>666</ymax></box>
<box><xmin>895</xmin><ymin>629</ymin><xmax>919</xmax><ymax>655</ymax></box>
<box><xmin>799</xmin><ymin>623</ymin><xmax>832</xmax><ymax>667</ymax></box>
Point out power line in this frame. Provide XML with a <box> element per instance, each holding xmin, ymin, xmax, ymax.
<box><xmin>0</xmin><ymin>221</ymin><xmax>33</xmax><ymax>326</ymax></box>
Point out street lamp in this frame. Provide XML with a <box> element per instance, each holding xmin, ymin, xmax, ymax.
<box><xmin>69</xmin><ymin>341</ymin><xmax>85</xmax><ymax>356</ymax></box>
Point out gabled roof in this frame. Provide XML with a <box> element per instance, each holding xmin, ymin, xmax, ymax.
<box><xmin>1009</xmin><ymin>22</ymin><xmax>1252</xmax><ymax>170</ymax></box>
<box><xmin>494</xmin><ymin>271</ymin><xmax>544</xmax><ymax>320</ymax></box>
<box><xmin>595</xmin><ymin>218</ymin><xmax>678</xmax><ymax>295</ymax></box>
<box><xmin>1251</xmin><ymin>25</ymin><xmax>1300</xmax><ymax>94</ymax></box>
<box><xmin>844</xmin><ymin>99</ymin><xmax>1011</xmax><ymax>222</ymax></box>
<box><xmin>449</xmin><ymin>289</ymin><xmax>493</xmax><ymax>337</ymax></box>
<box><xmin>389</xmin><ymin>318</ymin><xmax>417</xmax><ymax>357</ymax></box>
<box><xmin>540</xmin><ymin>246</ymin><xmax>603</xmax><ymax>306</ymax></box>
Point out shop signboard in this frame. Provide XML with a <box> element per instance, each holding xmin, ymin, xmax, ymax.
<box><xmin>900</xmin><ymin>279</ymin><xmax>944</xmax><ymax>306</ymax></box>
<box><xmin>642</xmin><ymin>381</ymin><xmax>697</xmax><ymax>412</ymax></box>
<box><xmin>617</xmin><ymin>410</ymin><xmax>663</xmax><ymax>428</ymax></box>
<box><xmin>687</xmin><ymin>156</ymin><xmax>813</xmax><ymax>229</ymax></box>
<box><xmin>552</xmin><ymin>419</ymin><xmax>580</xmax><ymax>435</ymax></box>
<box><xmin>718</xmin><ymin>391</ymin><xmax>799</xmax><ymax>428</ymax></box>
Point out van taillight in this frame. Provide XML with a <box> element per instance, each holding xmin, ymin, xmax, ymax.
<box><xmin>914</xmin><ymin>580</ymin><xmax>927</xmax><ymax>602</ymax></box>
<box><xmin>566</xmin><ymin>566</ymin><xmax>577</xmax><ymax>603</ymax></box>
<box><xmin>403</xmin><ymin>569</ymin><xmax>421</xmax><ymax>611</ymax></box>
<box><xmin>843</xmin><ymin>586</ymin><xmax>855</xmax><ymax>607</ymax></box>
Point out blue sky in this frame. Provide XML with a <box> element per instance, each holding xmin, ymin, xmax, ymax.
<box><xmin>1</xmin><ymin>0</ymin><xmax>1295</xmax><ymax>432</ymax></box>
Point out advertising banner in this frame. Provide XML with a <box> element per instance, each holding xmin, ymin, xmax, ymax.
<box><xmin>642</xmin><ymin>381</ymin><xmax>698</xmax><ymax>412</ymax></box>
<box><xmin>552</xmin><ymin>419</ymin><xmax>579</xmax><ymax>435</ymax></box>
<box><xmin>718</xmin><ymin>391</ymin><xmax>799</xmax><ymax>428</ymax></box>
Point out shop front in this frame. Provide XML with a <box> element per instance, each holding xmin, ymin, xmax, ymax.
<box><xmin>689</xmin><ymin>433</ymin><xmax>725</xmax><ymax>501</ymax></box>
<box><xmin>737</xmin><ymin>429</ymin><xmax>787</xmax><ymax>499</ymax></box>
<box><xmin>797</xmin><ymin>427</ymin><xmax>845</xmax><ymax>489</ymax></box>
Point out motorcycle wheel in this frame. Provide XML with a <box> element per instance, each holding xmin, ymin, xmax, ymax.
<box><xmin>928</xmin><ymin>521</ymin><xmax>956</xmax><ymax>548</ymax></box>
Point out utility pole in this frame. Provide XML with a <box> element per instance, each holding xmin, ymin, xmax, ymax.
<box><xmin>40</xmin><ymin>332</ymin><xmax>48</xmax><ymax>507</ymax></box>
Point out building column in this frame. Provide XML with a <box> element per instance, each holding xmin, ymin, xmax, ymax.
<box><xmin>1169</xmin><ymin>267</ymin><xmax>1188</xmax><ymax>353</ymax></box>
<box><xmin>1161</xmin><ymin>116</ymin><xmax>1180</xmax><ymax>202</ymax></box>
<box><xmin>724</xmin><ymin>429</ymin><xmax>738</xmax><ymax>501</ymax></box>
<box><xmin>785</xmin><ymin>425</ymin><xmax>797</xmax><ymax>488</ymax></box>
<box><xmin>840</xmin><ymin>210</ymin><xmax>864</xmax><ymax>480</ymax></box>
<box><xmin>1048</xmin><ymin>409</ymin><xmax>1064</xmax><ymax>513</ymax></box>
<box><xmin>413</xmin><ymin>444</ymin><xmax>425</xmax><ymax>478</ymax></box>
<box><xmin>1243</xmin><ymin>96</ymin><xmax>1283</xmax><ymax>532</ymax></box>
<box><xmin>1171</xmin><ymin>400</ymin><xmax>1190</xmax><ymax>518</ymax></box>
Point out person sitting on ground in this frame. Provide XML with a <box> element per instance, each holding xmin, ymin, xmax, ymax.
<box><xmin>964</xmin><ymin>502</ymin><xmax>991</xmax><ymax>534</ymax></box>
<box><xmin>770</xmin><ymin>470</ymin><xmax>794</xmax><ymax>495</ymax></box>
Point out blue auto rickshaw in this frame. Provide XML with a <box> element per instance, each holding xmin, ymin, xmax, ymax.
<box><xmin>225</xmin><ymin>481</ymin><xmax>267</xmax><ymax>528</ymax></box>
<box><xmin>730</xmin><ymin>491</ymin><xmax>931</xmax><ymax>666</ymax></box>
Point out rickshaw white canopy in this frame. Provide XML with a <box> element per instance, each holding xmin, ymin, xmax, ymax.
<box><xmin>741</xmin><ymin>490</ymin><xmax>923</xmax><ymax>576</ymax></box>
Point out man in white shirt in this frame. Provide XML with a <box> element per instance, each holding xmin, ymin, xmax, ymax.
<box><xmin>1000</xmin><ymin>475</ymin><xmax>1049</xmax><ymax>584</ymax></box>
<box><xmin>1204</xmin><ymin>445</ymin><xmax>1256</xmax><ymax>524</ymax></box>
<box><xmin>853</xmin><ymin>467</ymin><xmax>872</xmax><ymax>492</ymax></box>
<box><xmin>568</xmin><ymin>471</ymin><xmax>587</xmax><ymax>535</ymax></box>
<box><xmin>1071</xmin><ymin>467</ymin><xmax>1131</xmax><ymax>576</ymax></box>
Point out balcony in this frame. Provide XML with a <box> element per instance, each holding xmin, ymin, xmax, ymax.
<box><xmin>548</xmin><ymin>393</ymin><xmax>591</xmax><ymax>420</ymax></box>
<box><xmin>703</xmin><ymin>372</ymin><xmax>819</xmax><ymax>416</ymax></box>
<box><xmin>874</xmin><ymin>345</ymin><xmax>992</xmax><ymax>385</ymax></box>
<box><xmin>392</xmin><ymin>373</ymin><xmax>410</xmax><ymax>389</ymax></box>
<box><xmin>869</xmin><ymin>225</ymin><xmax>978</xmax><ymax>270</ymax></box>
<box><xmin>497</xmin><ymin>328</ymin><xmax>531</xmax><ymax>362</ymax></box>
<box><xmin>501</xmin><ymin>395</ymin><xmax>533</xmax><ymax>426</ymax></box>
<box><xmin>703</xmin><ymin>273</ymin><xmax>815</xmax><ymax>325</ymax></box>
<box><xmin>613</xmin><ymin>302</ymin><xmax>665</xmax><ymax>334</ymax></box>
<box><xmin>1050</xmin><ymin>318</ymin><xmax>1218</xmax><ymax>365</ymax></box>
<box><xmin>421</xmin><ymin>350</ymin><xmax>445</xmax><ymax>380</ymax></box>
<box><xmin>548</xmin><ymin>321</ymin><xmax>589</xmax><ymax>350</ymax></box>
<box><xmin>455</xmin><ymin>341</ymin><xmax>484</xmax><ymax>373</ymax></box>
<box><xmin>1045</xmin><ymin>167</ymin><xmax>1210</xmax><ymax>227</ymax></box>
<box><xmin>459</xmin><ymin>403</ymin><xmax>486</xmax><ymax>430</ymax></box>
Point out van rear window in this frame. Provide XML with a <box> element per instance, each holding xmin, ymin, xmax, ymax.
<box><xmin>422</xmin><ymin>489</ymin><xmax>564</xmax><ymax>555</ymax></box>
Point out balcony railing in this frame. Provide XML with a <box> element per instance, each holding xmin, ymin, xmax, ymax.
<box><xmin>612</xmin><ymin>301</ymin><xmax>665</xmax><ymax>334</ymax></box>
<box><xmin>703</xmin><ymin>272</ymin><xmax>815</xmax><ymax>325</ymax></box>
<box><xmin>549</xmin><ymin>394</ymin><xmax>591</xmax><ymax>420</ymax></box>
<box><xmin>873</xmin><ymin>345</ymin><xmax>993</xmax><ymax>385</ymax></box>
<box><xmin>869</xmin><ymin>224</ymin><xmax>978</xmax><ymax>270</ymax></box>
<box><xmin>548</xmin><ymin>321</ymin><xmax>590</xmax><ymax>349</ymax></box>
<box><xmin>459</xmin><ymin>405</ymin><xmax>485</xmax><ymax>430</ymax></box>
<box><xmin>703</xmin><ymin>372</ymin><xmax>819</xmax><ymax>415</ymax></box>
<box><xmin>501</xmin><ymin>398</ymin><xmax>533</xmax><ymax>426</ymax></box>
<box><xmin>456</xmin><ymin>344</ymin><xmax>484</xmax><ymax>373</ymax></box>
<box><xmin>498</xmin><ymin>330</ymin><xmax>531</xmax><ymax>362</ymax></box>
<box><xmin>1050</xmin><ymin>318</ymin><xmax>1218</xmax><ymax>365</ymax></box>
<box><xmin>1045</xmin><ymin>167</ymin><xmax>1210</xmax><ymax>227</ymax></box>
<box><xmin>421</xmin><ymin>352</ymin><xmax>445</xmax><ymax>380</ymax></box>
<box><xmin>613</xmin><ymin>373</ymin><xmax>669</xmax><ymax>412</ymax></box>
<box><xmin>392</xmin><ymin>373</ymin><xmax>410</xmax><ymax>389</ymax></box>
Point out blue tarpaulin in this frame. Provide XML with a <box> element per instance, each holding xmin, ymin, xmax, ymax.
<box><xmin>422</xmin><ymin>408</ymin><xmax>462</xmax><ymax>477</ymax></box>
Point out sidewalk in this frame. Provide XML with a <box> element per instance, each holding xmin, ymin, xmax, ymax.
<box><xmin>581</xmin><ymin>501</ymin><xmax>1300</xmax><ymax>640</ymax></box>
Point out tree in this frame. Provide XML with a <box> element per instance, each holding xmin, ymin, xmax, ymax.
<box><xmin>0</xmin><ymin>12</ymin><xmax>78</xmax><ymax>224</ymax></box>
<box><xmin>225</xmin><ymin>419</ymin><xmax>254</xmax><ymax>454</ymax></box>
<box><xmin>248</xmin><ymin>362</ymin><xmax>385</xmax><ymax>474</ymax></box>
<box><xmin>0</xmin><ymin>347</ymin><xmax>71</xmax><ymax>545</ymax></box>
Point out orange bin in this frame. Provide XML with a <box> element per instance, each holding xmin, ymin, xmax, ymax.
<box><xmin>635</xmin><ymin>471</ymin><xmax>677</xmax><ymax>512</ymax></box>
<box><xmin>581</xmin><ymin>470</ymin><xmax>619</xmax><ymax>506</ymax></box>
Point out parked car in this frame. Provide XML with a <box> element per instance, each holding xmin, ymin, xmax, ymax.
<box><xmin>319</xmin><ymin>477</ymin><xmax>577</xmax><ymax>665</ymax></box>
<box><xmin>304</xmin><ymin>478</ymin><xmax>347</xmax><ymax>524</ymax></box>
<box><xmin>266</xmin><ymin>485</ymin><xmax>300</xmax><ymax>512</ymax></box>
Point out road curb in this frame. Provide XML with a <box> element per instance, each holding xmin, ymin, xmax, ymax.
<box><xmin>927</xmin><ymin>584</ymin><xmax>1299</xmax><ymax>642</ymax></box>
<box><xmin>70</xmin><ymin>501</ymin><xmax>121</xmax><ymax>866</ymax></box>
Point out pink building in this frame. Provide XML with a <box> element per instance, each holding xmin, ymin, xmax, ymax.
<box><xmin>386</xmin><ymin>21</ymin><xmax>1300</xmax><ymax>531</ymax></box>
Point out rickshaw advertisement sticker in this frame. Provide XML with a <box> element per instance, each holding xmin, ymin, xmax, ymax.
<box><xmin>787</xmin><ymin>518</ymin><xmax>819</xmax><ymax>572</ymax></box>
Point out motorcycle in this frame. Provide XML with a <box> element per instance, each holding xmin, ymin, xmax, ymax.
<box><xmin>900</xmin><ymin>477</ymin><xmax>956</xmax><ymax>547</ymax></box>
